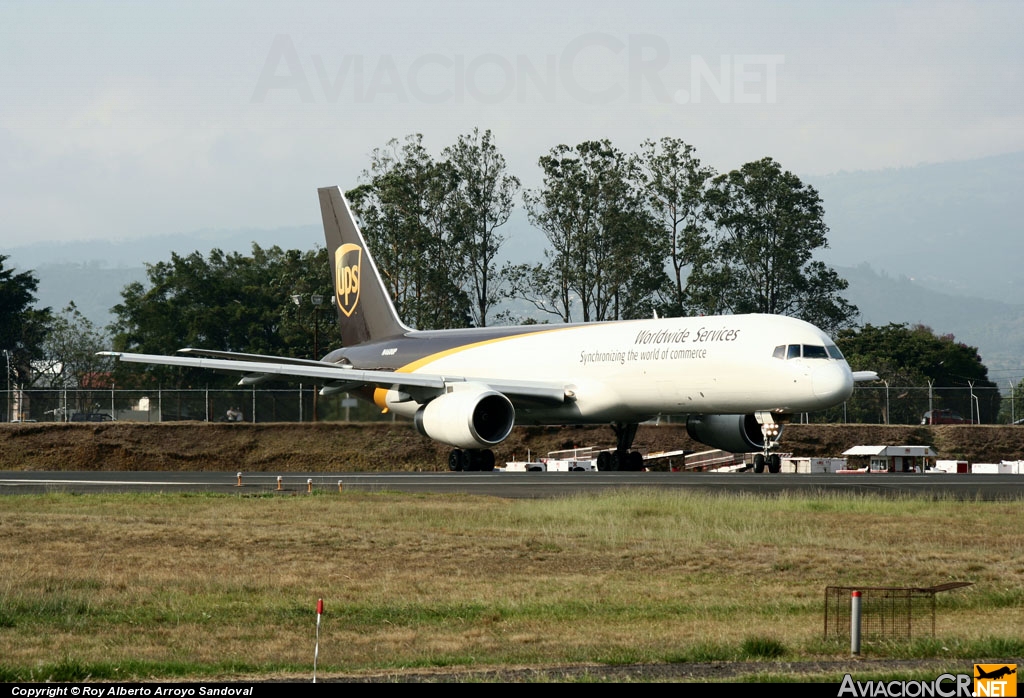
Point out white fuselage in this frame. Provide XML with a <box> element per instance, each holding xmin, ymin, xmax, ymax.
<box><xmin>381</xmin><ymin>313</ymin><xmax>854</xmax><ymax>424</ymax></box>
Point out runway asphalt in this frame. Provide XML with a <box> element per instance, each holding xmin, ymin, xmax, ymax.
<box><xmin>2</xmin><ymin>470</ymin><xmax>1022</xmax><ymax>499</ymax></box>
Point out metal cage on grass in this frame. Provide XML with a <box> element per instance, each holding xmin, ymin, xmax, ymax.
<box><xmin>824</xmin><ymin>583</ymin><xmax>972</xmax><ymax>640</ymax></box>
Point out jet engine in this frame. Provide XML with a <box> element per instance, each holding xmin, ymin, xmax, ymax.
<box><xmin>414</xmin><ymin>385</ymin><xmax>515</xmax><ymax>450</ymax></box>
<box><xmin>685</xmin><ymin>414</ymin><xmax>784</xmax><ymax>453</ymax></box>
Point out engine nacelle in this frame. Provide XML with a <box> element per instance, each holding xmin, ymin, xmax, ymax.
<box><xmin>414</xmin><ymin>385</ymin><xmax>515</xmax><ymax>450</ymax></box>
<box><xmin>685</xmin><ymin>414</ymin><xmax>785</xmax><ymax>453</ymax></box>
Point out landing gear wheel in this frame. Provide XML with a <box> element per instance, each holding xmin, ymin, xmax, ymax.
<box><xmin>597</xmin><ymin>452</ymin><xmax>611</xmax><ymax>471</ymax></box>
<box><xmin>610</xmin><ymin>452</ymin><xmax>623</xmax><ymax>472</ymax></box>
<box><xmin>627</xmin><ymin>451</ymin><xmax>644</xmax><ymax>472</ymax></box>
<box><xmin>608</xmin><ymin>422</ymin><xmax>639</xmax><ymax>473</ymax></box>
<box><xmin>479</xmin><ymin>449</ymin><xmax>495</xmax><ymax>472</ymax></box>
<box><xmin>753</xmin><ymin>454</ymin><xmax>765</xmax><ymax>473</ymax></box>
<box><xmin>448</xmin><ymin>449</ymin><xmax>465</xmax><ymax>472</ymax></box>
<box><xmin>767</xmin><ymin>454</ymin><xmax>781</xmax><ymax>474</ymax></box>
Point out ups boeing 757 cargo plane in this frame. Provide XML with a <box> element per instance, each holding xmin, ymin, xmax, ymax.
<box><xmin>102</xmin><ymin>186</ymin><xmax>875</xmax><ymax>472</ymax></box>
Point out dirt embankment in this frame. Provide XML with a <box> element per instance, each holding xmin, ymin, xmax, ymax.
<box><xmin>1</xmin><ymin>422</ymin><xmax>1022</xmax><ymax>472</ymax></box>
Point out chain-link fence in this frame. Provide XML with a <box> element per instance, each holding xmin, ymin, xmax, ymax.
<box><xmin>2</xmin><ymin>387</ymin><xmax>396</xmax><ymax>423</ymax></box>
<box><xmin>810</xmin><ymin>385</ymin><xmax>1010</xmax><ymax>425</ymax></box>
<box><xmin>1</xmin><ymin>385</ymin><xmax>1019</xmax><ymax>424</ymax></box>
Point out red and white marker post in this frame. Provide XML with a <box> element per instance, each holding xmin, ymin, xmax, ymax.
<box><xmin>851</xmin><ymin>591</ymin><xmax>862</xmax><ymax>655</ymax></box>
<box><xmin>313</xmin><ymin>598</ymin><xmax>324</xmax><ymax>682</ymax></box>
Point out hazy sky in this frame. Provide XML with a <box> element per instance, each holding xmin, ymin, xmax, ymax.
<box><xmin>1</xmin><ymin>0</ymin><xmax>1021</xmax><ymax>245</ymax></box>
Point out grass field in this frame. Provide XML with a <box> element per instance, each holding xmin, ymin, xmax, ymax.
<box><xmin>1</xmin><ymin>489</ymin><xmax>1022</xmax><ymax>682</ymax></box>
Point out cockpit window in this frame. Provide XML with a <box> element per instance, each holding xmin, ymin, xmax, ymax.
<box><xmin>776</xmin><ymin>343</ymin><xmax>844</xmax><ymax>360</ymax></box>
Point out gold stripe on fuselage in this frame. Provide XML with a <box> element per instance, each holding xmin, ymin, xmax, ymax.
<box><xmin>370</xmin><ymin>325</ymin><xmax>584</xmax><ymax>409</ymax></box>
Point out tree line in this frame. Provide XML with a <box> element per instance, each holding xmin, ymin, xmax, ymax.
<box><xmin>833</xmin><ymin>323</ymin><xmax>1000</xmax><ymax>424</ymax></box>
<box><xmin>346</xmin><ymin>130</ymin><xmax>857</xmax><ymax>334</ymax></box>
<box><xmin>0</xmin><ymin>129</ymin><xmax>1010</xmax><ymax>422</ymax></box>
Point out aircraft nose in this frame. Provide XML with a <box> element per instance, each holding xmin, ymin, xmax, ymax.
<box><xmin>812</xmin><ymin>364</ymin><xmax>854</xmax><ymax>402</ymax></box>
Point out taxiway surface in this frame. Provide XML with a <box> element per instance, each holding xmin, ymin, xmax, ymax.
<box><xmin>1</xmin><ymin>470</ymin><xmax>1021</xmax><ymax>500</ymax></box>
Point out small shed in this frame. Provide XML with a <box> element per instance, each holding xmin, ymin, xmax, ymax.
<box><xmin>842</xmin><ymin>445</ymin><xmax>937</xmax><ymax>473</ymax></box>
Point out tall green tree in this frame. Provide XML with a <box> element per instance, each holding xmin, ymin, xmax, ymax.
<box><xmin>444</xmin><ymin>128</ymin><xmax>520</xmax><ymax>327</ymax></box>
<box><xmin>639</xmin><ymin>137</ymin><xmax>717</xmax><ymax>316</ymax></box>
<box><xmin>39</xmin><ymin>302</ymin><xmax>109</xmax><ymax>388</ymax></box>
<box><xmin>692</xmin><ymin>157</ymin><xmax>858</xmax><ymax>334</ymax></box>
<box><xmin>0</xmin><ymin>255</ymin><xmax>51</xmax><ymax>386</ymax></box>
<box><xmin>836</xmin><ymin>323</ymin><xmax>999</xmax><ymax>424</ymax></box>
<box><xmin>515</xmin><ymin>140</ymin><xmax>666</xmax><ymax>322</ymax></box>
<box><xmin>347</xmin><ymin>134</ymin><xmax>470</xmax><ymax>330</ymax></box>
<box><xmin>110</xmin><ymin>245</ymin><xmax>337</xmax><ymax>387</ymax></box>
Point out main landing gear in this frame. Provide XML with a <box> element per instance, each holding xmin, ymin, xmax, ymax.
<box><xmin>448</xmin><ymin>448</ymin><xmax>496</xmax><ymax>472</ymax></box>
<box><xmin>594</xmin><ymin>422</ymin><xmax>644</xmax><ymax>472</ymax></box>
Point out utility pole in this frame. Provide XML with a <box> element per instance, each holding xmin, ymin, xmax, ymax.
<box><xmin>3</xmin><ymin>350</ymin><xmax>11</xmax><ymax>423</ymax></box>
<box><xmin>311</xmin><ymin>293</ymin><xmax>324</xmax><ymax>422</ymax></box>
<box><xmin>292</xmin><ymin>293</ymin><xmax>326</xmax><ymax>422</ymax></box>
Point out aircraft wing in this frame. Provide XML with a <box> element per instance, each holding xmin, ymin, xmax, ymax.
<box><xmin>852</xmin><ymin>371</ymin><xmax>879</xmax><ymax>382</ymax></box>
<box><xmin>97</xmin><ymin>351</ymin><xmax>570</xmax><ymax>404</ymax></box>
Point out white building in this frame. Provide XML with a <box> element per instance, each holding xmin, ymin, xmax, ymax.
<box><xmin>841</xmin><ymin>445</ymin><xmax>937</xmax><ymax>473</ymax></box>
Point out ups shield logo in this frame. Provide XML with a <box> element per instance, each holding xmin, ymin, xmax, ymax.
<box><xmin>335</xmin><ymin>243</ymin><xmax>361</xmax><ymax>317</ymax></box>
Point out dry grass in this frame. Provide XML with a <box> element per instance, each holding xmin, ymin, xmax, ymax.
<box><xmin>0</xmin><ymin>490</ymin><xmax>1022</xmax><ymax>680</ymax></box>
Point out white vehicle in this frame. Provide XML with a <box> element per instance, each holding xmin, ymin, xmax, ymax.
<box><xmin>778</xmin><ymin>457</ymin><xmax>847</xmax><ymax>474</ymax></box>
<box><xmin>102</xmin><ymin>187</ymin><xmax>875</xmax><ymax>472</ymax></box>
<box><xmin>504</xmin><ymin>448</ymin><xmax>599</xmax><ymax>472</ymax></box>
<box><xmin>502</xmin><ymin>461</ymin><xmax>546</xmax><ymax>472</ymax></box>
<box><xmin>544</xmin><ymin>448</ymin><xmax>601</xmax><ymax>472</ymax></box>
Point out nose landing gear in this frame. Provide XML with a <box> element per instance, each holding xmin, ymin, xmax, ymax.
<box><xmin>753</xmin><ymin>413</ymin><xmax>783</xmax><ymax>474</ymax></box>
<box><xmin>753</xmin><ymin>453</ymin><xmax>782</xmax><ymax>474</ymax></box>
